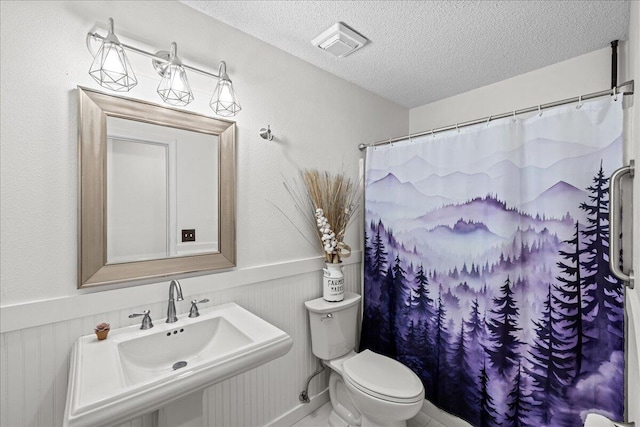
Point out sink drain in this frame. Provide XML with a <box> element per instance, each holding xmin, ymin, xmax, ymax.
<box><xmin>172</xmin><ymin>361</ymin><xmax>188</xmax><ymax>370</ymax></box>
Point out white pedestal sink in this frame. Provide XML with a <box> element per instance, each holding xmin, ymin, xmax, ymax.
<box><xmin>157</xmin><ymin>390</ymin><xmax>206</xmax><ymax>427</ymax></box>
<box><xmin>63</xmin><ymin>302</ymin><xmax>292</xmax><ymax>427</ymax></box>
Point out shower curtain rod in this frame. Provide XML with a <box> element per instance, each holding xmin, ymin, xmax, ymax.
<box><xmin>358</xmin><ymin>80</ymin><xmax>635</xmax><ymax>151</ymax></box>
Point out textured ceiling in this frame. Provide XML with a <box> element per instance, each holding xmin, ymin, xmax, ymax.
<box><xmin>181</xmin><ymin>1</ymin><xmax>630</xmax><ymax>109</ymax></box>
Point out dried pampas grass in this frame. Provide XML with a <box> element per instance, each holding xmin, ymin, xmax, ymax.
<box><xmin>279</xmin><ymin>168</ymin><xmax>361</xmax><ymax>263</ymax></box>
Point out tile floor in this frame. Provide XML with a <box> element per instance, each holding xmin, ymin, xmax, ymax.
<box><xmin>292</xmin><ymin>401</ymin><xmax>472</xmax><ymax>427</ymax></box>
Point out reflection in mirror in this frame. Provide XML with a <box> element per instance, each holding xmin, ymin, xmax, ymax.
<box><xmin>106</xmin><ymin>117</ymin><xmax>219</xmax><ymax>263</ymax></box>
<box><xmin>78</xmin><ymin>86</ymin><xmax>235</xmax><ymax>288</ymax></box>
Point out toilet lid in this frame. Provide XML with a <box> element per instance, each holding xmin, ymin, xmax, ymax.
<box><xmin>342</xmin><ymin>350</ymin><xmax>424</xmax><ymax>403</ymax></box>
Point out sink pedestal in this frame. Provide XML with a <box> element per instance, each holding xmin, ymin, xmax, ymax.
<box><xmin>158</xmin><ymin>390</ymin><xmax>204</xmax><ymax>427</ymax></box>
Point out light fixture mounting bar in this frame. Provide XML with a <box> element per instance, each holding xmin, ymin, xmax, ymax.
<box><xmin>86</xmin><ymin>32</ymin><xmax>222</xmax><ymax>80</ymax></box>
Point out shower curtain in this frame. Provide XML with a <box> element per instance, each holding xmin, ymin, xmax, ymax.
<box><xmin>361</xmin><ymin>97</ymin><xmax>625</xmax><ymax>427</ymax></box>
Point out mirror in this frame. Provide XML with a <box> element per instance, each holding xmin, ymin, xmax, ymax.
<box><xmin>106</xmin><ymin>117</ymin><xmax>219</xmax><ymax>263</ymax></box>
<box><xmin>78</xmin><ymin>87</ymin><xmax>236</xmax><ymax>288</ymax></box>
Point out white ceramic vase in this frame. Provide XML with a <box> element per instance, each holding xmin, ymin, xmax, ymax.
<box><xmin>323</xmin><ymin>262</ymin><xmax>344</xmax><ymax>302</ymax></box>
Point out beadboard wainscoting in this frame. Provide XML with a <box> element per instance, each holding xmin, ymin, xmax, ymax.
<box><xmin>0</xmin><ymin>260</ymin><xmax>361</xmax><ymax>427</ymax></box>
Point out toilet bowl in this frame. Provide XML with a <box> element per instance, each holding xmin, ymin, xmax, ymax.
<box><xmin>305</xmin><ymin>292</ymin><xmax>425</xmax><ymax>427</ymax></box>
<box><xmin>325</xmin><ymin>350</ymin><xmax>424</xmax><ymax>427</ymax></box>
<box><xmin>342</xmin><ymin>350</ymin><xmax>424</xmax><ymax>426</ymax></box>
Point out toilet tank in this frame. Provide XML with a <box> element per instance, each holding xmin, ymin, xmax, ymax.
<box><xmin>304</xmin><ymin>292</ymin><xmax>362</xmax><ymax>360</ymax></box>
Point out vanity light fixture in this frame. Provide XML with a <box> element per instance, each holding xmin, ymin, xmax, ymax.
<box><xmin>209</xmin><ymin>61</ymin><xmax>241</xmax><ymax>117</ymax></box>
<box><xmin>88</xmin><ymin>18</ymin><xmax>138</xmax><ymax>92</ymax></box>
<box><xmin>156</xmin><ymin>42</ymin><xmax>194</xmax><ymax>106</ymax></box>
<box><xmin>86</xmin><ymin>18</ymin><xmax>241</xmax><ymax>115</ymax></box>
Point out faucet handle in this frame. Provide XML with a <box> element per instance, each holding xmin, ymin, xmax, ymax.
<box><xmin>188</xmin><ymin>299</ymin><xmax>210</xmax><ymax>318</ymax></box>
<box><xmin>129</xmin><ymin>310</ymin><xmax>154</xmax><ymax>330</ymax></box>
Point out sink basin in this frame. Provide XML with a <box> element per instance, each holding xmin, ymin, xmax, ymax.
<box><xmin>118</xmin><ymin>316</ymin><xmax>253</xmax><ymax>386</ymax></box>
<box><xmin>63</xmin><ymin>302</ymin><xmax>292</xmax><ymax>427</ymax></box>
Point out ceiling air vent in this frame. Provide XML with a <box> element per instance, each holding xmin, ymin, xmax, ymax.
<box><xmin>311</xmin><ymin>23</ymin><xmax>368</xmax><ymax>58</ymax></box>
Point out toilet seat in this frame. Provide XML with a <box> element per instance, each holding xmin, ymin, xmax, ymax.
<box><xmin>342</xmin><ymin>350</ymin><xmax>423</xmax><ymax>404</ymax></box>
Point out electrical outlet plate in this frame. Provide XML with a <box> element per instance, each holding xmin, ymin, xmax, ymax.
<box><xmin>181</xmin><ymin>229</ymin><xmax>196</xmax><ymax>242</ymax></box>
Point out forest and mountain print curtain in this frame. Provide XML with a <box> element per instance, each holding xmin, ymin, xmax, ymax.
<box><xmin>361</xmin><ymin>97</ymin><xmax>624</xmax><ymax>427</ymax></box>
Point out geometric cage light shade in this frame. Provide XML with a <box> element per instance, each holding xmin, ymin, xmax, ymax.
<box><xmin>210</xmin><ymin>62</ymin><xmax>241</xmax><ymax>117</ymax></box>
<box><xmin>156</xmin><ymin>42</ymin><xmax>194</xmax><ymax>107</ymax></box>
<box><xmin>86</xmin><ymin>18</ymin><xmax>241</xmax><ymax>116</ymax></box>
<box><xmin>88</xmin><ymin>18</ymin><xmax>137</xmax><ymax>92</ymax></box>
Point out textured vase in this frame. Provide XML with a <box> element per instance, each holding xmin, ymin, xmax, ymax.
<box><xmin>95</xmin><ymin>330</ymin><xmax>109</xmax><ymax>341</ymax></box>
<box><xmin>323</xmin><ymin>262</ymin><xmax>344</xmax><ymax>302</ymax></box>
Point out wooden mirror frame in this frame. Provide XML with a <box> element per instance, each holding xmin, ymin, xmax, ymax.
<box><xmin>77</xmin><ymin>86</ymin><xmax>236</xmax><ymax>288</ymax></box>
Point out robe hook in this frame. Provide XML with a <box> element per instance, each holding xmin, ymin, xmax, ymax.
<box><xmin>259</xmin><ymin>125</ymin><xmax>274</xmax><ymax>141</ymax></box>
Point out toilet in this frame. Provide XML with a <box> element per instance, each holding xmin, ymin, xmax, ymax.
<box><xmin>305</xmin><ymin>292</ymin><xmax>425</xmax><ymax>427</ymax></box>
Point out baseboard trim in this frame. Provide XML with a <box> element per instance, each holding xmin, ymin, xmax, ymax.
<box><xmin>266</xmin><ymin>389</ymin><xmax>330</xmax><ymax>427</ymax></box>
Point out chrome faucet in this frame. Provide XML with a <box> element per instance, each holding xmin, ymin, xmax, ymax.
<box><xmin>166</xmin><ymin>280</ymin><xmax>184</xmax><ymax>323</ymax></box>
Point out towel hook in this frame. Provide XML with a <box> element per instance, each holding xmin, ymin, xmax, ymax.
<box><xmin>259</xmin><ymin>125</ymin><xmax>274</xmax><ymax>141</ymax></box>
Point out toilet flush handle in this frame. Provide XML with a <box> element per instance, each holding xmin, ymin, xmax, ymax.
<box><xmin>321</xmin><ymin>313</ymin><xmax>333</xmax><ymax>322</ymax></box>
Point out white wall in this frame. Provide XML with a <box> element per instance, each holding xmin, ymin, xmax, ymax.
<box><xmin>176</xmin><ymin>133</ymin><xmax>219</xmax><ymax>255</ymax></box>
<box><xmin>0</xmin><ymin>1</ymin><xmax>407</xmax><ymax>426</ymax></box>
<box><xmin>409</xmin><ymin>43</ymin><xmax>639</xmax><ymax>427</ymax></box>
<box><xmin>410</xmin><ymin>47</ymin><xmax>614</xmax><ymax>133</ymax></box>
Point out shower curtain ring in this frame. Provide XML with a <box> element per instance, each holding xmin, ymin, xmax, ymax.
<box><xmin>486</xmin><ymin>115</ymin><xmax>492</xmax><ymax>126</ymax></box>
<box><xmin>431</xmin><ymin>129</ymin><xmax>435</xmax><ymax>138</ymax></box>
<box><xmin>576</xmin><ymin>95</ymin><xmax>583</xmax><ymax>109</ymax></box>
<box><xmin>538</xmin><ymin>105</ymin><xmax>542</xmax><ymax>116</ymax></box>
<box><xmin>512</xmin><ymin>111</ymin><xmax>517</xmax><ymax>122</ymax></box>
<box><xmin>389</xmin><ymin>138</ymin><xmax>393</xmax><ymax>147</ymax></box>
<box><xmin>613</xmin><ymin>86</ymin><xmax>618</xmax><ymax>101</ymax></box>
<box><xmin>456</xmin><ymin>123</ymin><xmax>460</xmax><ymax>133</ymax></box>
